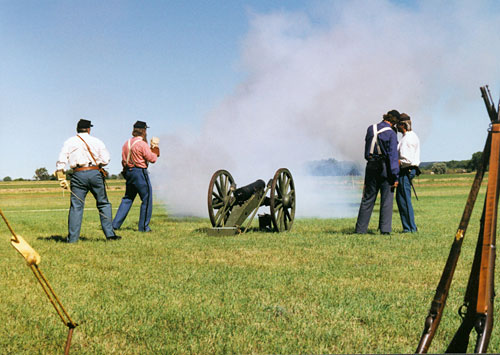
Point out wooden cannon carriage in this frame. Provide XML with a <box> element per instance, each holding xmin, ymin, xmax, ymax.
<box><xmin>207</xmin><ymin>168</ymin><xmax>296</xmax><ymax>235</ymax></box>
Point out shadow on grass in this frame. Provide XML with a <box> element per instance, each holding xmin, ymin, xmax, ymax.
<box><xmin>338</xmin><ymin>227</ymin><xmax>379</xmax><ymax>235</ymax></box>
<box><xmin>38</xmin><ymin>235</ymin><xmax>91</xmax><ymax>242</ymax></box>
<box><xmin>193</xmin><ymin>226</ymin><xmax>277</xmax><ymax>235</ymax></box>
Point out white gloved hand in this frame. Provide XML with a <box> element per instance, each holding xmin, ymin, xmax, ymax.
<box><xmin>60</xmin><ymin>179</ymin><xmax>69</xmax><ymax>190</ymax></box>
<box><xmin>55</xmin><ymin>170</ymin><xmax>69</xmax><ymax>190</ymax></box>
<box><xmin>150</xmin><ymin>136</ymin><xmax>160</xmax><ymax>149</ymax></box>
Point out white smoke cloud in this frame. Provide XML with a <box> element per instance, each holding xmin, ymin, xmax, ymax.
<box><xmin>154</xmin><ymin>0</ymin><xmax>500</xmax><ymax>218</ymax></box>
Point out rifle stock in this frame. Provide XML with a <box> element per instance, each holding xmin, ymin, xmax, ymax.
<box><xmin>474</xmin><ymin>123</ymin><xmax>500</xmax><ymax>352</ymax></box>
<box><xmin>415</xmin><ymin>133</ymin><xmax>491</xmax><ymax>353</ymax></box>
<box><xmin>416</xmin><ymin>86</ymin><xmax>499</xmax><ymax>353</ymax></box>
<box><xmin>446</xmin><ymin>202</ymin><xmax>486</xmax><ymax>353</ymax></box>
<box><xmin>449</xmin><ymin>123</ymin><xmax>500</xmax><ymax>353</ymax></box>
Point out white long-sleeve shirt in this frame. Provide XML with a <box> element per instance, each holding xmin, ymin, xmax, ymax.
<box><xmin>398</xmin><ymin>130</ymin><xmax>420</xmax><ymax>168</ymax></box>
<box><xmin>56</xmin><ymin>132</ymin><xmax>110</xmax><ymax>170</ymax></box>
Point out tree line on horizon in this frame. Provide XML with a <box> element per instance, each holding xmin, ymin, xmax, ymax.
<box><xmin>0</xmin><ymin>151</ymin><xmax>485</xmax><ymax>182</ymax></box>
<box><xmin>2</xmin><ymin>167</ymin><xmax>122</xmax><ymax>182</ymax></box>
<box><xmin>307</xmin><ymin>151</ymin><xmax>483</xmax><ymax>177</ymax></box>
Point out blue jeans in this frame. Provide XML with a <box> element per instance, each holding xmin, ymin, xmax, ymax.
<box><xmin>396</xmin><ymin>169</ymin><xmax>417</xmax><ymax>232</ymax></box>
<box><xmin>112</xmin><ymin>168</ymin><xmax>153</xmax><ymax>232</ymax></box>
<box><xmin>68</xmin><ymin>170</ymin><xmax>114</xmax><ymax>243</ymax></box>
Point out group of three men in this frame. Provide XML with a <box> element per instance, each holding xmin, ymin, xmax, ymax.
<box><xmin>56</xmin><ymin>119</ymin><xmax>160</xmax><ymax>243</ymax></box>
<box><xmin>355</xmin><ymin>109</ymin><xmax>421</xmax><ymax>235</ymax></box>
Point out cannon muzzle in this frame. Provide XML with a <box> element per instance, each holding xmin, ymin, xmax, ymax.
<box><xmin>234</xmin><ymin>179</ymin><xmax>265</xmax><ymax>203</ymax></box>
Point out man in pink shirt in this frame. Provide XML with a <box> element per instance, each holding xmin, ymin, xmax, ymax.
<box><xmin>112</xmin><ymin>121</ymin><xmax>160</xmax><ymax>232</ymax></box>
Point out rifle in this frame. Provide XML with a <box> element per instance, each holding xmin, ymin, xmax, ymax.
<box><xmin>481</xmin><ymin>85</ymin><xmax>498</xmax><ymax>122</ymax></box>
<box><xmin>446</xmin><ymin>200</ymin><xmax>486</xmax><ymax>352</ymax></box>
<box><xmin>446</xmin><ymin>122</ymin><xmax>500</xmax><ymax>352</ymax></box>
<box><xmin>416</xmin><ymin>86</ymin><xmax>499</xmax><ymax>353</ymax></box>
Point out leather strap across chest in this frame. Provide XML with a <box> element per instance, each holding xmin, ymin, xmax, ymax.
<box><xmin>126</xmin><ymin>138</ymin><xmax>141</xmax><ymax>167</ymax></box>
<box><xmin>369</xmin><ymin>124</ymin><xmax>392</xmax><ymax>155</ymax></box>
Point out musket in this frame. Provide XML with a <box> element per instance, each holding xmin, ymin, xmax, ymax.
<box><xmin>415</xmin><ymin>132</ymin><xmax>491</xmax><ymax>353</ymax></box>
<box><xmin>446</xmin><ymin>199</ymin><xmax>486</xmax><ymax>352</ymax></box>
<box><xmin>416</xmin><ymin>86</ymin><xmax>498</xmax><ymax>353</ymax></box>
<box><xmin>446</xmin><ymin>123</ymin><xmax>500</xmax><ymax>353</ymax></box>
<box><xmin>481</xmin><ymin>85</ymin><xmax>498</xmax><ymax>122</ymax></box>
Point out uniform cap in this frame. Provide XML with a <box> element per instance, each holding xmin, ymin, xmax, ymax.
<box><xmin>399</xmin><ymin>113</ymin><xmax>411</xmax><ymax>121</ymax></box>
<box><xmin>383</xmin><ymin>109</ymin><xmax>400</xmax><ymax>124</ymax></box>
<box><xmin>133</xmin><ymin>121</ymin><xmax>149</xmax><ymax>129</ymax></box>
<box><xmin>386</xmin><ymin>110</ymin><xmax>400</xmax><ymax>120</ymax></box>
<box><xmin>77</xmin><ymin>119</ymin><xmax>93</xmax><ymax>129</ymax></box>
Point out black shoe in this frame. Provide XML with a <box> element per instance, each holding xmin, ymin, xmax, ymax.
<box><xmin>381</xmin><ymin>232</ymin><xmax>391</xmax><ymax>235</ymax></box>
<box><xmin>107</xmin><ymin>235</ymin><xmax>122</xmax><ymax>241</ymax></box>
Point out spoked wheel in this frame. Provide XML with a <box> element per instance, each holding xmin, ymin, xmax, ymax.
<box><xmin>208</xmin><ymin>170</ymin><xmax>235</xmax><ymax>227</ymax></box>
<box><xmin>270</xmin><ymin>168</ymin><xmax>296</xmax><ymax>232</ymax></box>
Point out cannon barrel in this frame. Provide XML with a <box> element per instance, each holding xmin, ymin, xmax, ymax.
<box><xmin>234</xmin><ymin>179</ymin><xmax>265</xmax><ymax>203</ymax></box>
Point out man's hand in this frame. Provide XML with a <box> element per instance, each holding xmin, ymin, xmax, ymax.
<box><xmin>55</xmin><ymin>170</ymin><xmax>69</xmax><ymax>190</ymax></box>
<box><xmin>150</xmin><ymin>136</ymin><xmax>160</xmax><ymax>157</ymax></box>
<box><xmin>150</xmin><ymin>136</ymin><xmax>160</xmax><ymax>148</ymax></box>
<box><xmin>60</xmin><ymin>179</ymin><xmax>69</xmax><ymax>190</ymax></box>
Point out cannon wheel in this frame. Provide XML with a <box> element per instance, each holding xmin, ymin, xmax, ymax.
<box><xmin>208</xmin><ymin>170</ymin><xmax>235</xmax><ymax>227</ymax></box>
<box><xmin>270</xmin><ymin>168</ymin><xmax>296</xmax><ymax>232</ymax></box>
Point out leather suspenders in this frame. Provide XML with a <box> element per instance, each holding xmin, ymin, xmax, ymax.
<box><xmin>369</xmin><ymin>124</ymin><xmax>392</xmax><ymax>156</ymax></box>
<box><xmin>125</xmin><ymin>138</ymin><xmax>141</xmax><ymax>167</ymax></box>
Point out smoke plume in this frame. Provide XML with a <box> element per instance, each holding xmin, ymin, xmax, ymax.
<box><xmin>153</xmin><ymin>0</ymin><xmax>500</xmax><ymax>218</ymax></box>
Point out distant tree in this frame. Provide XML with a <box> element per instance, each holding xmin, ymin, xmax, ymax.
<box><xmin>431</xmin><ymin>162</ymin><xmax>447</xmax><ymax>175</ymax></box>
<box><xmin>447</xmin><ymin>159</ymin><xmax>469</xmax><ymax>170</ymax></box>
<box><xmin>110</xmin><ymin>174</ymin><xmax>118</xmax><ymax>180</ymax></box>
<box><xmin>3</xmin><ymin>176</ymin><xmax>12</xmax><ymax>181</ymax></box>
<box><xmin>307</xmin><ymin>158</ymin><xmax>361</xmax><ymax>176</ymax></box>
<box><xmin>34</xmin><ymin>167</ymin><xmax>51</xmax><ymax>181</ymax></box>
<box><xmin>467</xmin><ymin>151</ymin><xmax>483</xmax><ymax>172</ymax></box>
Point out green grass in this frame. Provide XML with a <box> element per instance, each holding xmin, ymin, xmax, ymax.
<box><xmin>0</xmin><ymin>174</ymin><xmax>498</xmax><ymax>353</ymax></box>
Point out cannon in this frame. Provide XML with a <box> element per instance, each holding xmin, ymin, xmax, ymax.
<box><xmin>207</xmin><ymin>168</ymin><xmax>296</xmax><ymax>235</ymax></box>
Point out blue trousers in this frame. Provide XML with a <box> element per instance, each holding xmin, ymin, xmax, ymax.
<box><xmin>355</xmin><ymin>160</ymin><xmax>394</xmax><ymax>234</ymax></box>
<box><xmin>396</xmin><ymin>169</ymin><xmax>417</xmax><ymax>232</ymax></box>
<box><xmin>68</xmin><ymin>170</ymin><xmax>114</xmax><ymax>243</ymax></box>
<box><xmin>112</xmin><ymin>167</ymin><xmax>153</xmax><ymax>232</ymax></box>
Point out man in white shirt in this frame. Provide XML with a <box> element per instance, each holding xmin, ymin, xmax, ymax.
<box><xmin>56</xmin><ymin>119</ymin><xmax>121</xmax><ymax>243</ymax></box>
<box><xmin>396</xmin><ymin>113</ymin><xmax>421</xmax><ymax>232</ymax></box>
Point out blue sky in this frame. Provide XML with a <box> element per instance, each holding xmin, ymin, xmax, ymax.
<box><xmin>2</xmin><ymin>0</ymin><xmax>500</xmax><ymax>181</ymax></box>
<box><xmin>1</xmin><ymin>0</ymin><xmax>307</xmax><ymax>178</ymax></box>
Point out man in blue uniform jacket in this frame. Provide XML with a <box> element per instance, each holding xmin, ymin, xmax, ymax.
<box><xmin>355</xmin><ymin>110</ymin><xmax>400</xmax><ymax>235</ymax></box>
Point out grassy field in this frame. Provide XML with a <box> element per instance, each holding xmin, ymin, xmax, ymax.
<box><xmin>0</xmin><ymin>174</ymin><xmax>498</xmax><ymax>354</ymax></box>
